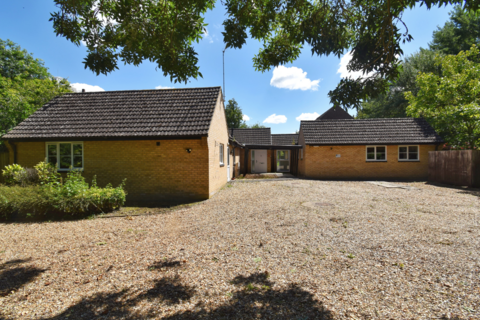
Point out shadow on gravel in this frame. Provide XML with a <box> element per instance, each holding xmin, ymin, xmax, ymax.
<box><xmin>42</xmin><ymin>275</ymin><xmax>196</xmax><ymax>320</ymax></box>
<box><xmin>38</xmin><ymin>272</ymin><xmax>333</xmax><ymax>320</ymax></box>
<box><xmin>149</xmin><ymin>258</ymin><xmax>183</xmax><ymax>270</ymax></box>
<box><xmin>0</xmin><ymin>258</ymin><xmax>46</xmax><ymax>297</ymax></box>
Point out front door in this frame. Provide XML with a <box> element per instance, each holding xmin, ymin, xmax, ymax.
<box><xmin>276</xmin><ymin>150</ymin><xmax>290</xmax><ymax>172</ymax></box>
<box><xmin>251</xmin><ymin>149</ymin><xmax>267</xmax><ymax>173</ymax></box>
<box><xmin>227</xmin><ymin>146</ymin><xmax>231</xmax><ymax>181</ymax></box>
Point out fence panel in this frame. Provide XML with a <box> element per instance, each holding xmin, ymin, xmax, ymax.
<box><xmin>428</xmin><ymin>150</ymin><xmax>479</xmax><ymax>187</ymax></box>
<box><xmin>0</xmin><ymin>151</ymin><xmax>9</xmax><ymax>183</ymax></box>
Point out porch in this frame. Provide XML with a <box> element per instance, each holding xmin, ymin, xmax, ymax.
<box><xmin>237</xmin><ymin>145</ymin><xmax>302</xmax><ymax>176</ymax></box>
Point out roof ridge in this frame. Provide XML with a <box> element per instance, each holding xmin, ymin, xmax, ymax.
<box><xmin>229</xmin><ymin>128</ymin><xmax>271</xmax><ymax>130</ymax></box>
<box><xmin>66</xmin><ymin>86</ymin><xmax>222</xmax><ymax>95</ymax></box>
<box><xmin>301</xmin><ymin>117</ymin><xmax>422</xmax><ymax>123</ymax></box>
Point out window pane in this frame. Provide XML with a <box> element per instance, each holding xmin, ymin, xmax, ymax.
<box><xmin>60</xmin><ymin>156</ymin><xmax>71</xmax><ymax>169</ymax></box>
<box><xmin>367</xmin><ymin>147</ymin><xmax>375</xmax><ymax>160</ymax></box>
<box><xmin>73</xmin><ymin>144</ymin><xmax>82</xmax><ymax>155</ymax></box>
<box><xmin>47</xmin><ymin>144</ymin><xmax>57</xmax><ymax>156</ymax></box>
<box><xmin>73</xmin><ymin>156</ymin><xmax>83</xmax><ymax>168</ymax></box>
<box><xmin>399</xmin><ymin>147</ymin><xmax>407</xmax><ymax>153</ymax></box>
<box><xmin>399</xmin><ymin>152</ymin><xmax>408</xmax><ymax>160</ymax></box>
<box><xmin>48</xmin><ymin>156</ymin><xmax>58</xmax><ymax>167</ymax></box>
<box><xmin>60</xmin><ymin>143</ymin><xmax>71</xmax><ymax>156</ymax></box>
<box><xmin>376</xmin><ymin>146</ymin><xmax>386</xmax><ymax>160</ymax></box>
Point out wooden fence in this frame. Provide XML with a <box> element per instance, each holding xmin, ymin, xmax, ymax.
<box><xmin>428</xmin><ymin>150</ymin><xmax>480</xmax><ymax>187</ymax></box>
<box><xmin>0</xmin><ymin>150</ymin><xmax>9</xmax><ymax>183</ymax></box>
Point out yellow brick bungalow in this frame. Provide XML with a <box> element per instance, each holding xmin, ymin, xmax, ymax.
<box><xmin>2</xmin><ymin>87</ymin><xmax>232</xmax><ymax>204</ymax></box>
<box><xmin>297</xmin><ymin>112</ymin><xmax>444</xmax><ymax>180</ymax></box>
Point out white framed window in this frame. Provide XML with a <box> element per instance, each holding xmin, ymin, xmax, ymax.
<box><xmin>366</xmin><ymin>146</ymin><xmax>387</xmax><ymax>161</ymax></box>
<box><xmin>398</xmin><ymin>145</ymin><xmax>419</xmax><ymax>161</ymax></box>
<box><xmin>46</xmin><ymin>142</ymin><xmax>84</xmax><ymax>171</ymax></box>
<box><xmin>219</xmin><ymin>143</ymin><xmax>224</xmax><ymax>166</ymax></box>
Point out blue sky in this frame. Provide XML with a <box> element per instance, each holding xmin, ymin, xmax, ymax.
<box><xmin>1</xmin><ymin>1</ymin><xmax>454</xmax><ymax>133</ymax></box>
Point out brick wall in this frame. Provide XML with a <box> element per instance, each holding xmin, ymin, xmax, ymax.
<box><xmin>302</xmin><ymin>144</ymin><xmax>437</xmax><ymax>180</ymax></box>
<box><xmin>6</xmin><ymin>141</ymin><xmax>45</xmax><ymax>167</ymax></box>
<box><xmin>298</xmin><ymin>129</ymin><xmax>306</xmax><ymax>176</ymax></box>
<box><xmin>207</xmin><ymin>93</ymin><xmax>229</xmax><ymax>195</ymax></box>
<box><xmin>84</xmin><ymin>139</ymin><xmax>210</xmax><ymax>203</ymax></box>
<box><xmin>228</xmin><ymin>146</ymin><xmax>241</xmax><ymax>178</ymax></box>
<box><xmin>7</xmin><ymin>139</ymin><xmax>210</xmax><ymax>204</ymax></box>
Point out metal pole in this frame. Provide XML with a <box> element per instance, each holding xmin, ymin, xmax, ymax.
<box><xmin>223</xmin><ymin>47</ymin><xmax>227</xmax><ymax>103</ymax></box>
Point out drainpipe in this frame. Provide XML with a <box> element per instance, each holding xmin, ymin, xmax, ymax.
<box><xmin>232</xmin><ymin>147</ymin><xmax>236</xmax><ymax>178</ymax></box>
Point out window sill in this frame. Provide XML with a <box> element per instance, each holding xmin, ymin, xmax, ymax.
<box><xmin>398</xmin><ymin>160</ymin><xmax>420</xmax><ymax>162</ymax></box>
<box><xmin>220</xmin><ymin>164</ymin><xmax>225</xmax><ymax>167</ymax></box>
<box><xmin>366</xmin><ymin>160</ymin><xmax>387</xmax><ymax>162</ymax></box>
<box><xmin>57</xmin><ymin>169</ymin><xmax>84</xmax><ymax>172</ymax></box>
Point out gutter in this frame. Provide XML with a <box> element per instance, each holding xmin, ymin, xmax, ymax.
<box><xmin>2</xmin><ymin>135</ymin><xmax>207</xmax><ymax>142</ymax></box>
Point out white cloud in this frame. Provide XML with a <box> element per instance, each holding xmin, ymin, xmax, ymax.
<box><xmin>155</xmin><ymin>85</ymin><xmax>174</xmax><ymax>89</ymax></box>
<box><xmin>270</xmin><ymin>66</ymin><xmax>320</xmax><ymax>91</ymax></box>
<box><xmin>243</xmin><ymin>114</ymin><xmax>250</xmax><ymax>121</ymax></box>
<box><xmin>203</xmin><ymin>28</ymin><xmax>214</xmax><ymax>43</ymax></box>
<box><xmin>263</xmin><ymin>114</ymin><xmax>287</xmax><ymax>124</ymax></box>
<box><xmin>70</xmin><ymin>83</ymin><xmax>105</xmax><ymax>92</ymax></box>
<box><xmin>296</xmin><ymin>112</ymin><xmax>320</xmax><ymax>121</ymax></box>
<box><xmin>337</xmin><ymin>51</ymin><xmax>375</xmax><ymax>80</ymax></box>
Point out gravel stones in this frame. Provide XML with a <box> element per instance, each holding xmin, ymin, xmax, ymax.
<box><xmin>0</xmin><ymin>180</ymin><xmax>478</xmax><ymax>319</ymax></box>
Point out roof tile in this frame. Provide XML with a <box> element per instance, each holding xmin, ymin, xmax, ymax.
<box><xmin>272</xmin><ymin>134</ymin><xmax>298</xmax><ymax>145</ymax></box>
<box><xmin>2</xmin><ymin>87</ymin><xmax>222</xmax><ymax>140</ymax></box>
<box><xmin>301</xmin><ymin>118</ymin><xmax>443</xmax><ymax>145</ymax></box>
<box><xmin>229</xmin><ymin>128</ymin><xmax>271</xmax><ymax>145</ymax></box>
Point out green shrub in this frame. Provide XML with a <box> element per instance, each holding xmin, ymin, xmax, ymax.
<box><xmin>0</xmin><ymin>163</ymin><xmax>126</xmax><ymax>221</ymax></box>
<box><xmin>2</xmin><ymin>164</ymin><xmax>24</xmax><ymax>185</ymax></box>
<box><xmin>34</xmin><ymin>161</ymin><xmax>60</xmax><ymax>185</ymax></box>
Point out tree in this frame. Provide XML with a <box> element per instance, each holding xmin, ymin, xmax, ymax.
<box><xmin>225</xmin><ymin>98</ymin><xmax>247</xmax><ymax>128</ymax></box>
<box><xmin>430</xmin><ymin>5</ymin><xmax>480</xmax><ymax>55</ymax></box>
<box><xmin>0</xmin><ymin>39</ymin><xmax>73</xmax><ymax>138</ymax></box>
<box><xmin>50</xmin><ymin>0</ymin><xmax>476</xmax><ymax>109</ymax></box>
<box><xmin>0</xmin><ymin>39</ymin><xmax>51</xmax><ymax>79</ymax></box>
<box><xmin>357</xmin><ymin>49</ymin><xmax>440</xmax><ymax>118</ymax></box>
<box><xmin>405</xmin><ymin>46</ymin><xmax>480</xmax><ymax>149</ymax></box>
<box><xmin>249</xmin><ymin>123</ymin><xmax>266</xmax><ymax>129</ymax></box>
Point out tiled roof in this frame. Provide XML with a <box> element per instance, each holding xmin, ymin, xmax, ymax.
<box><xmin>316</xmin><ymin>106</ymin><xmax>354</xmax><ymax>120</ymax></box>
<box><xmin>301</xmin><ymin>118</ymin><xmax>444</xmax><ymax>145</ymax></box>
<box><xmin>272</xmin><ymin>134</ymin><xmax>298</xmax><ymax>145</ymax></box>
<box><xmin>2</xmin><ymin>87</ymin><xmax>222</xmax><ymax>140</ymax></box>
<box><xmin>229</xmin><ymin>128</ymin><xmax>271</xmax><ymax>145</ymax></box>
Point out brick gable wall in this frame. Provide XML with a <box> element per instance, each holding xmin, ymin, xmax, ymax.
<box><xmin>207</xmin><ymin>93</ymin><xmax>229</xmax><ymax>195</ymax></box>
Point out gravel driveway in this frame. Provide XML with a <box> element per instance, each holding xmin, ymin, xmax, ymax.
<box><xmin>0</xmin><ymin>180</ymin><xmax>479</xmax><ymax>319</ymax></box>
